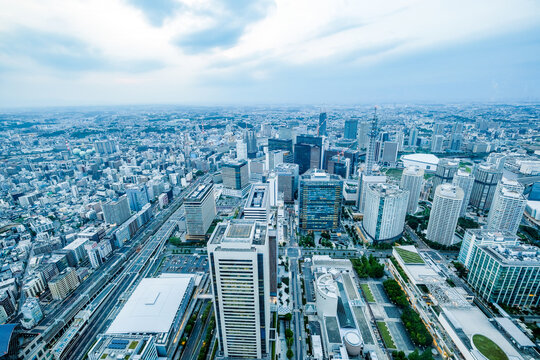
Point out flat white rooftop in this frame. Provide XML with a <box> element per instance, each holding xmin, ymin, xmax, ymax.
<box><xmin>107</xmin><ymin>274</ymin><xmax>193</xmax><ymax>335</ymax></box>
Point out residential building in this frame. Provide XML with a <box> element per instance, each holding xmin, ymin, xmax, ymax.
<box><xmin>431</xmin><ymin>158</ymin><xmax>459</xmax><ymax>197</ymax></box>
<box><xmin>400</xmin><ymin>166</ymin><xmax>424</xmax><ymax>214</ymax></box>
<box><xmin>487</xmin><ymin>179</ymin><xmax>526</xmax><ymax>235</ymax></box>
<box><xmin>470</xmin><ymin>163</ymin><xmax>503</xmax><ymax>211</ymax></box>
<box><xmin>452</xmin><ymin>169</ymin><xmax>474</xmax><ymax>216</ymax></box>
<box><xmin>48</xmin><ymin>268</ymin><xmax>80</xmax><ymax>300</ymax></box>
<box><xmin>427</xmin><ymin>184</ymin><xmax>464</xmax><ymax>246</ymax></box>
<box><xmin>102</xmin><ymin>195</ymin><xmax>131</xmax><ymax>225</ymax></box>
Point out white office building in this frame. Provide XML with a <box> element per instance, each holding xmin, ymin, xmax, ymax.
<box><xmin>208</xmin><ymin>220</ymin><xmax>272</xmax><ymax>359</ymax></box>
<box><xmin>427</xmin><ymin>184</ymin><xmax>463</xmax><ymax>246</ymax></box>
<box><xmin>487</xmin><ymin>179</ymin><xmax>526</xmax><ymax>235</ymax></box>
<box><xmin>400</xmin><ymin>166</ymin><xmax>424</xmax><ymax>214</ymax></box>
<box><xmin>458</xmin><ymin>229</ymin><xmax>517</xmax><ymax>269</ymax></box>
<box><xmin>184</xmin><ymin>182</ymin><xmax>216</xmax><ymax>240</ymax></box>
<box><xmin>362</xmin><ymin>183</ymin><xmax>409</xmax><ymax>242</ymax></box>
<box><xmin>452</xmin><ymin>169</ymin><xmax>474</xmax><ymax>216</ymax></box>
<box><xmin>243</xmin><ymin>184</ymin><xmax>269</xmax><ymax>221</ymax></box>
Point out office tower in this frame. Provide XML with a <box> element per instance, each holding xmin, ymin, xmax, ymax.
<box><xmin>486</xmin><ymin>152</ymin><xmax>506</xmax><ymax>171</ymax></box>
<box><xmin>266</xmin><ymin>150</ymin><xmax>284</xmax><ymax>171</ymax></box>
<box><xmin>487</xmin><ymin>179</ymin><xmax>526</xmax><ymax>235</ymax></box>
<box><xmin>458</xmin><ymin>229</ymin><xmax>517</xmax><ymax>269</ymax></box>
<box><xmin>452</xmin><ymin>169</ymin><xmax>474</xmax><ymax>216</ymax></box>
<box><xmin>433</xmin><ymin>122</ymin><xmax>445</xmax><ymax>136</ymax></box>
<box><xmin>400</xmin><ymin>166</ymin><xmax>424</xmax><ymax>214</ymax></box>
<box><xmin>298</xmin><ymin>169</ymin><xmax>342</xmax><ymax>231</ymax></box>
<box><xmin>362</xmin><ymin>183</ymin><xmax>408</xmax><ymax>242</ymax></box>
<box><xmin>379</xmin><ymin>141</ymin><xmax>398</xmax><ymax>166</ymax></box>
<box><xmin>244</xmin><ymin>130</ymin><xmax>258</xmax><ymax>159</ymax></box>
<box><xmin>470</xmin><ymin>163</ymin><xmax>503</xmax><ymax>211</ymax></box>
<box><xmin>467</xmin><ymin>243</ymin><xmax>540</xmax><ymax>307</ymax></box>
<box><xmin>319</xmin><ymin>112</ymin><xmax>327</xmax><ymax>136</ymax></box>
<box><xmin>431</xmin><ymin>158</ymin><xmax>459</xmax><ymax>197</ymax></box>
<box><xmin>48</xmin><ymin>268</ymin><xmax>80</xmax><ymax>300</ymax></box>
<box><xmin>366</xmin><ymin>109</ymin><xmax>379</xmax><ymax>175</ymax></box>
<box><xmin>427</xmin><ymin>184</ymin><xmax>464</xmax><ymax>246</ymax></box>
<box><xmin>236</xmin><ymin>139</ymin><xmax>248</xmax><ymax>160</ymax></box>
<box><xmin>248</xmin><ymin>158</ymin><xmax>265</xmax><ymax>182</ymax></box>
<box><xmin>396</xmin><ymin>130</ymin><xmax>405</xmax><ymax>152</ymax></box>
<box><xmin>94</xmin><ymin>140</ymin><xmax>117</xmax><ymax>155</ymax></box>
<box><xmin>21</xmin><ymin>297</ymin><xmax>43</xmax><ymax>329</ymax></box>
<box><xmin>294</xmin><ymin>134</ymin><xmax>323</xmax><ymax>175</ymax></box>
<box><xmin>185</xmin><ymin>183</ymin><xmax>216</xmax><ymax>240</ymax></box>
<box><xmin>126</xmin><ymin>184</ymin><xmax>150</xmax><ymax>212</ymax></box>
<box><xmin>322</xmin><ymin>148</ymin><xmax>358</xmax><ymax>172</ymax></box>
<box><xmin>102</xmin><ymin>195</ymin><xmax>131</xmax><ymax>226</ymax></box>
<box><xmin>344</xmin><ymin>118</ymin><xmax>358</xmax><ymax>140</ymax></box>
<box><xmin>208</xmin><ymin>220</ymin><xmax>273</xmax><ymax>359</ymax></box>
<box><xmin>244</xmin><ymin>184</ymin><xmax>269</xmax><ymax>221</ymax></box>
<box><xmin>327</xmin><ymin>155</ymin><xmax>350</xmax><ymax>179</ymax></box>
<box><xmin>268</xmin><ymin>138</ymin><xmax>293</xmax><ymax>153</ymax></box>
<box><xmin>431</xmin><ymin>135</ymin><xmax>444</xmax><ymax>152</ymax></box>
<box><xmin>275</xmin><ymin>163</ymin><xmax>299</xmax><ymax>203</ymax></box>
<box><xmin>357</xmin><ymin>173</ymin><xmax>387</xmax><ymax>212</ymax></box>
<box><xmin>267</xmin><ymin>172</ymin><xmax>278</xmax><ymax>207</ymax></box>
<box><xmin>222</xmin><ymin>159</ymin><xmax>249</xmax><ymax>190</ymax></box>
<box><xmin>357</xmin><ymin>121</ymin><xmax>370</xmax><ymax>149</ymax></box>
<box><xmin>408</xmin><ymin>127</ymin><xmax>419</xmax><ymax>148</ymax></box>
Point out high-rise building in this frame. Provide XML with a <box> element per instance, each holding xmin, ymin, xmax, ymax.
<box><xmin>85</xmin><ymin>240</ymin><xmax>112</xmax><ymax>269</ymax></box>
<box><xmin>362</xmin><ymin>183</ymin><xmax>408</xmax><ymax>242</ymax></box>
<box><xmin>487</xmin><ymin>179</ymin><xmax>526</xmax><ymax>235</ymax></box>
<box><xmin>266</xmin><ymin>150</ymin><xmax>284</xmax><ymax>171</ymax></box>
<box><xmin>470</xmin><ymin>163</ymin><xmax>503</xmax><ymax>211</ymax></box>
<box><xmin>396</xmin><ymin>130</ymin><xmax>405</xmax><ymax>152</ymax></box>
<box><xmin>319</xmin><ymin>112</ymin><xmax>327</xmax><ymax>136</ymax></box>
<box><xmin>236</xmin><ymin>139</ymin><xmax>248</xmax><ymax>160</ymax></box>
<box><xmin>298</xmin><ymin>169</ymin><xmax>342</xmax><ymax>231</ymax></box>
<box><xmin>102</xmin><ymin>195</ymin><xmax>131</xmax><ymax>226</ymax></box>
<box><xmin>458</xmin><ymin>229</ymin><xmax>517</xmax><ymax>269</ymax></box>
<box><xmin>344</xmin><ymin>118</ymin><xmax>358</xmax><ymax>140</ymax></box>
<box><xmin>185</xmin><ymin>183</ymin><xmax>216</xmax><ymax>240</ymax></box>
<box><xmin>244</xmin><ymin>130</ymin><xmax>258</xmax><ymax>159</ymax></box>
<box><xmin>431</xmin><ymin>158</ymin><xmax>459</xmax><ymax>197</ymax></box>
<box><xmin>268</xmin><ymin>138</ymin><xmax>293</xmax><ymax>153</ymax></box>
<box><xmin>244</xmin><ymin>184</ymin><xmax>269</xmax><ymax>221</ymax></box>
<box><xmin>48</xmin><ymin>268</ymin><xmax>80</xmax><ymax>300</ymax></box>
<box><xmin>400</xmin><ymin>166</ymin><xmax>424</xmax><ymax>214</ymax></box>
<box><xmin>431</xmin><ymin>134</ymin><xmax>444</xmax><ymax>153</ymax></box>
<box><xmin>452</xmin><ymin>169</ymin><xmax>474</xmax><ymax>216</ymax></box>
<box><xmin>530</xmin><ymin>182</ymin><xmax>540</xmax><ymax>201</ymax></box>
<box><xmin>408</xmin><ymin>127</ymin><xmax>418</xmax><ymax>148</ymax></box>
<box><xmin>378</xmin><ymin>141</ymin><xmax>398</xmax><ymax>166</ymax></box>
<box><xmin>208</xmin><ymin>220</ymin><xmax>274</xmax><ymax>359</ymax></box>
<box><xmin>126</xmin><ymin>184</ymin><xmax>150</xmax><ymax>212</ymax></box>
<box><xmin>222</xmin><ymin>159</ymin><xmax>249</xmax><ymax>190</ymax></box>
<box><xmin>467</xmin><ymin>243</ymin><xmax>540</xmax><ymax>307</ymax></box>
<box><xmin>94</xmin><ymin>140</ymin><xmax>117</xmax><ymax>155</ymax></box>
<box><xmin>275</xmin><ymin>163</ymin><xmax>299</xmax><ymax>203</ymax></box>
<box><xmin>20</xmin><ymin>297</ymin><xmax>43</xmax><ymax>329</ymax></box>
<box><xmin>357</xmin><ymin>121</ymin><xmax>370</xmax><ymax>149</ymax></box>
<box><xmin>357</xmin><ymin>173</ymin><xmax>387</xmax><ymax>212</ymax></box>
<box><xmin>294</xmin><ymin>134</ymin><xmax>323</xmax><ymax>175</ymax></box>
<box><xmin>327</xmin><ymin>155</ymin><xmax>350</xmax><ymax>179</ymax></box>
<box><xmin>427</xmin><ymin>184</ymin><xmax>464</xmax><ymax>246</ymax></box>
<box><xmin>365</xmin><ymin>109</ymin><xmax>379</xmax><ymax>175</ymax></box>
<box><xmin>486</xmin><ymin>152</ymin><xmax>506</xmax><ymax>171</ymax></box>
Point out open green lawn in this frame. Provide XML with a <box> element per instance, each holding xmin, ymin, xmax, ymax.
<box><xmin>361</xmin><ymin>283</ymin><xmax>375</xmax><ymax>302</ymax></box>
<box><xmin>385</xmin><ymin>168</ymin><xmax>404</xmax><ymax>179</ymax></box>
<box><xmin>376</xmin><ymin>321</ymin><xmax>396</xmax><ymax>349</ymax></box>
<box><xmin>395</xmin><ymin>247</ymin><xmax>425</xmax><ymax>264</ymax></box>
<box><xmin>472</xmin><ymin>334</ymin><xmax>509</xmax><ymax>360</ymax></box>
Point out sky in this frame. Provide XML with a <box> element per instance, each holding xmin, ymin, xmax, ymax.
<box><xmin>0</xmin><ymin>0</ymin><xmax>539</xmax><ymax>107</ymax></box>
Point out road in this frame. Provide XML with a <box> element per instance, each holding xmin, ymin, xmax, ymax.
<box><xmin>180</xmin><ymin>301</ymin><xmax>213</xmax><ymax>360</ymax></box>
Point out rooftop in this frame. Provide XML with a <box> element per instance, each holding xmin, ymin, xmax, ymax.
<box><xmin>401</xmin><ymin>153</ymin><xmax>439</xmax><ymax>165</ymax></box>
<box><xmin>209</xmin><ymin>220</ymin><xmax>267</xmax><ymax>246</ymax></box>
<box><xmin>245</xmin><ymin>184</ymin><xmax>268</xmax><ymax>209</ymax></box>
<box><xmin>482</xmin><ymin>244</ymin><xmax>540</xmax><ymax>266</ymax></box>
<box><xmin>185</xmin><ymin>182</ymin><xmax>213</xmax><ymax>202</ymax></box>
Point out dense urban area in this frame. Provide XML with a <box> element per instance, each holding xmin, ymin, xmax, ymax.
<box><xmin>0</xmin><ymin>104</ymin><xmax>539</xmax><ymax>360</ymax></box>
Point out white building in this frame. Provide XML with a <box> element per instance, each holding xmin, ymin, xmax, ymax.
<box><xmin>357</xmin><ymin>173</ymin><xmax>386</xmax><ymax>212</ymax></box>
<box><xmin>400</xmin><ymin>153</ymin><xmax>439</xmax><ymax>172</ymax></box>
<box><xmin>243</xmin><ymin>184</ymin><xmax>269</xmax><ymax>221</ymax></box>
<box><xmin>207</xmin><ymin>220</ymin><xmax>273</xmax><ymax>359</ymax></box>
<box><xmin>427</xmin><ymin>184</ymin><xmax>463</xmax><ymax>246</ymax></box>
<box><xmin>458</xmin><ymin>229</ymin><xmax>517</xmax><ymax>269</ymax></box>
<box><xmin>20</xmin><ymin>297</ymin><xmax>43</xmax><ymax>329</ymax></box>
<box><xmin>362</xmin><ymin>183</ymin><xmax>409</xmax><ymax>242</ymax></box>
<box><xmin>487</xmin><ymin>179</ymin><xmax>526</xmax><ymax>235</ymax></box>
<box><xmin>184</xmin><ymin>182</ymin><xmax>216</xmax><ymax>240</ymax></box>
<box><xmin>452</xmin><ymin>169</ymin><xmax>474</xmax><ymax>216</ymax></box>
<box><xmin>236</xmin><ymin>139</ymin><xmax>247</xmax><ymax>160</ymax></box>
<box><xmin>400</xmin><ymin>166</ymin><xmax>424</xmax><ymax>214</ymax></box>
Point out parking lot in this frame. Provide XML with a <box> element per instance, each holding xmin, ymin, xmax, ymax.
<box><xmin>161</xmin><ymin>254</ymin><xmax>208</xmax><ymax>274</ymax></box>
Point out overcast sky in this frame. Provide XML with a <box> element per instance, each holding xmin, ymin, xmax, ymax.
<box><xmin>1</xmin><ymin>0</ymin><xmax>539</xmax><ymax>107</ymax></box>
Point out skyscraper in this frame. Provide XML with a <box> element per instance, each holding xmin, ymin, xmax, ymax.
<box><xmin>362</xmin><ymin>183</ymin><xmax>408</xmax><ymax>242</ymax></box>
<box><xmin>470</xmin><ymin>163</ymin><xmax>503</xmax><ymax>211</ymax></box>
<box><xmin>268</xmin><ymin>138</ymin><xmax>293</xmax><ymax>153</ymax></box>
<box><xmin>431</xmin><ymin>134</ymin><xmax>444</xmax><ymax>153</ymax></box>
<box><xmin>357</xmin><ymin>173</ymin><xmax>387</xmax><ymax>212</ymax></box>
<box><xmin>298</xmin><ymin>169</ymin><xmax>342</xmax><ymax>231</ymax></box>
<box><xmin>408</xmin><ymin>127</ymin><xmax>418</xmax><ymax>148</ymax></box>
<box><xmin>101</xmin><ymin>195</ymin><xmax>131</xmax><ymax>226</ymax></box>
<box><xmin>458</xmin><ymin>229</ymin><xmax>517</xmax><ymax>269</ymax></box>
<box><xmin>400</xmin><ymin>166</ymin><xmax>424</xmax><ymax>214</ymax></box>
<box><xmin>487</xmin><ymin>179</ymin><xmax>526</xmax><ymax>235</ymax></box>
<box><xmin>222</xmin><ymin>160</ymin><xmax>249</xmax><ymax>190</ymax></box>
<box><xmin>452</xmin><ymin>169</ymin><xmax>474</xmax><ymax>216</ymax></box>
<box><xmin>185</xmin><ymin>182</ymin><xmax>216</xmax><ymax>240</ymax></box>
<box><xmin>275</xmin><ymin>163</ymin><xmax>299</xmax><ymax>203</ymax></box>
<box><xmin>236</xmin><ymin>139</ymin><xmax>248</xmax><ymax>160</ymax></box>
<box><xmin>318</xmin><ymin>112</ymin><xmax>327</xmax><ymax>136</ymax></box>
<box><xmin>126</xmin><ymin>184</ymin><xmax>150</xmax><ymax>212</ymax></box>
<box><xmin>365</xmin><ymin>109</ymin><xmax>379</xmax><ymax>176</ymax></box>
<box><xmin>208</xmin><ymin>220</ymin><xmax>273</xmax><ymax>359</ymax></box>
<box><xmin>431</xmin><ymin>158</ymin><xmax>459</xmax><ymax>197</ymax></box>
<box><xmin>294</xmin><ymin>134</ymin><xmax>323</xmax><ymax>175</ymax></box>
<box><xmin>244</xmin><ymin>130</ymin><xmax>258</xmax><ymax>159</ymax></box>
<box><xmin>344</xmin><ymin>118</ymin><xmax>358</xmax><ymax>140</ymax></box>
<box><xmin>378</xmin><ymin>141</ymin><xmax>398</xmax><ymax>167</ymax></box>
<box><xmin>244</xmin><ymin>184</ymin><xmax>269</xmax><ymax>221</ymax></box>
<box><xmin>427</xmin><ymin>184</ymin><xmax>463</xmax><ymax>246</ymax></box>
<box><xmin>357</xmin><ymin>121</ymin><xmax>370</xmax><ymax>149</ymax></box>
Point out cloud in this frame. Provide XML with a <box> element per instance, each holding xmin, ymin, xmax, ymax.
<box><xmin>127</xmin><ymin>0</ymin><xmax>182</xmax><ymax>27</ymax></box>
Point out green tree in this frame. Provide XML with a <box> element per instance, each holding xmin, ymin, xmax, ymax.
<box><xmin>286</xmin><ymin>349</ymin><xmax>294</xmax><ymax>359</ymax></box>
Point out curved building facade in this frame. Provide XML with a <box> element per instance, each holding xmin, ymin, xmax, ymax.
<box><xmin>400</xmin><ymin>166</ymin><xmax>424</xmax><ymax>214</ymax></box>
<box><xmin>427</xmin><ymin>184</ymin><xmax>464</xmax><ymax>246</ymax></box>
<box><xmin>470</xmin><ymin>163</ymin><xmax>502</xmax><ymax>211</ymax></box>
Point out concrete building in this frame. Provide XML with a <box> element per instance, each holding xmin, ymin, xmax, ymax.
<box><xmin>344</xmin><ymin>118</ymin><xmax>358</xmax><ymax>140</ymax></box>
<box><xmin>221</xmin><ymin>159</ymin><xmax>250</xmax><ymax>197</ymax></box>
<box><xmin>458</xmin><ymin>229</ymin><xmax>517</xmax><ymax>269</ymax></box>
<box><xmin>467</xmin><ymin>243</ymin><xmax>540</xmax><ymax>307</ymax></box>
<box><xmin>400</xmin><ymin>153</ymin><xmax>438</xmax><ymax>172</ymax></box>
<box><xmin>48</xmin><ymin>268</ymin><xmax>80</xmax><ymax>300</ymax></box>
<box><xmin>408</xmin><ymin>127</ymin><xmax>418</xmax><ymax>148</ymax></box>
<box><xmin>184</xmin><ymin>182</ymin><xmax>216</xmax><ymax>240</ymax></box>
<box><xmin>357</xmin><ymin>121</ymin><xmax>370</xmax><ymax>149</ymax></box>
<box><xmin>102</xmin><ymin>195</ymin><xmax>130</xmax><ymax>226</ymax></box>
<box><xmin>294</xmin><ymin>135</ymin><xmax>323</xmax><ymax>175</ymax></box>
<box><xmin>362</xmin><ymin>183</ymin><xmax>409</xmax><ymax>242</ymax></box>
<box><xmin>487</xmin><ymin>179</ymin><xmax>526</xmax><ymax>235</ymax></box>
<box><xmin>126</xmin><ymin>184</ymin><xmax>150</xmax><ymax>212</ymax></box>
<box><xmin>236</xmin><ymin>139</ymin><xmax>248</xmax><ymax>160</ymax></box>
<box><xmin>208</xmin><ymin>220</ymin><xmax>274</xmax><ymax>359</ymax></box>
<box><xmin>275</xmin><ymin>163</ymin><xmax>299</xmax><ymax>203</ymax></box>
<box><xmin>319</xmin><ymin>112</ymin><xmax>327</xmax><ymax>136</ymax></box>
<box><xmin>400</xmin><ymin>166</ymin><xmax>424</xmax><ymax>214</ymax></box>
<box><xmin>431</xmin><ymin>158</ymin><xmax>459</xmax><ymax>197</ymax></box>
<box><xmin>20</xmin><ymin>297</ymin><xmax>43</xmax><ymax>329</ymax></box>
<box><xmin>452</xmin><ymin>169</ymin><xmax>474</xmax><ymax>216</ymax></box>
<box><xmin>85</xmin><ymin>240</ymin><xmax>112</xmax><ymax>269</ymax></box>
<box><xmin>298</xmin><ymin>169</ymin><xmax>342</xmax><ymax>231</ymax></box>
<box><xmin>431</xmin><ymin>134</ymin><xmax>444</xmax><ymax>153</ymax></box>
<box><xmin>243</xmin><ymin>184</ymin><xmax>269</xmax><ymax>221</ymax></box>
<box><xmin>88</xmin><ymin>334</ymin><xmax>158</xmax><ymax>360</ymax></box>
<box><xmin>244</xmin><ymin>130</ymin><xmax>258</xmax><ymax>159</ymax></box>
<box><xmin>378</xmin><ymin>141</ymin><xmax>398</xmax><ymax>167</ymax></box>
<box><xmin>357</xmin><ymin>173</ymin><xmax>387</xmax><ymax>213</ymax></box>
<box><xmin>427</xmin><ymin>184</ymin><xmax>463</xmax><ymax>246</ymax></box>
<box><xmin>470</xmin><ymin>163</ymin><xmax>503</xmax><ymax>211</ymax></box>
